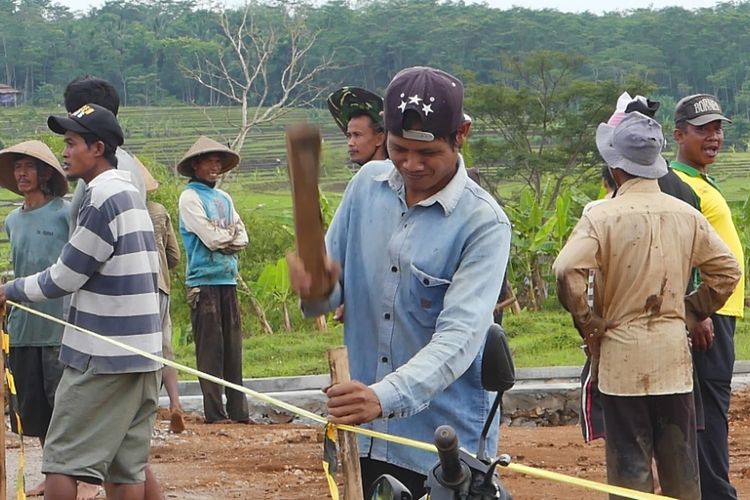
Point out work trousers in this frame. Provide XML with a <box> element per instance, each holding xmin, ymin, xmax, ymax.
<box><xmin>601</xmin><ymin>392</ymin><xmax>699</xmax><ymax>500</ymax></box>
<box><xmin>190</xmin><ymin>285</ymin><xmax>249</xmax><ymax>423</ymax></box>
<box><xmin>694</xmin><ymin>314</ymin><xmax>737</xmax><ymax>500</ymax></box>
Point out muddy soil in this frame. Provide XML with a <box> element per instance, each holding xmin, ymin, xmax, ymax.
<box><xmin>142</xmin><ymin>389</ymin><xmax>750</xmax><ymax>499</ymax></box>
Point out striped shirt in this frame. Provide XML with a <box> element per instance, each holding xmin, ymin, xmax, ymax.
<box><xmin>5</xmin><ymin>169</ymin><xmax>162</xmax><ymax>374</ymax></box>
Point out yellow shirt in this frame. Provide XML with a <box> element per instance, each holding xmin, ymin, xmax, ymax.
<box><xmin>672</xmin><ymin>161</ymin><xmax>745</xmax><ymax>317</ymax></box>
<box><xmin>554</xmin><ymin>179</ymin><xmax>740</xmax><ymax>396</ymax></box>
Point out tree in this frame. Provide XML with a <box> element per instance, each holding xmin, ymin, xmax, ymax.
<box><xmin>183</xmin><ymin>2</ymin><xmax>336</xmax><ymax>153</ymax></box>
<box><xmin>465</xmin><ymin>50</ymin><xmax>653</xmax><ymax>208</ymax></box>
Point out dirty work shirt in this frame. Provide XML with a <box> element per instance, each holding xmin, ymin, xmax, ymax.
<box><xmin>5</xmin><ymin>197</ymin><xmax>70</xmax><ymax>346</ymax></box>
<box><xmin>553</xmin><ymin>178</ymin><xmax>739</xmax><ymax>396</ymax></box>
<box><xmin>5</xmin><ymin>169</ymin><xmax>162</xmax><ymax>374</ymax></box>
<box><xmin>303</xmin><ymin>157</ymin><xmax>511</xmax><ymax>474</ymax></box>
<box><xmin>671</xmin><ymin>160</ymin><xmax>745</xmax><ymax>318</ymax></box>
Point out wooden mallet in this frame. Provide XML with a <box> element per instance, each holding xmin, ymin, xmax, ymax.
<box><xmin>285</xmin><ymin>123</ymin><xmax>335</xmax><ymax>300</ymax></box>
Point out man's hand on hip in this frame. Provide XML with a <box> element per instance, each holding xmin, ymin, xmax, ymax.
<box><xmin>690</xmin><ymin>317</ymin><xmax>714</xmax><ymax>352</ymax></box>
<box><xmin>325</xmin><ymin>381</ymin><xmax>382</xmax><ymax>425</ymax></box>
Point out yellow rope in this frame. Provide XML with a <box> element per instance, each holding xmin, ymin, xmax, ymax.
<box><xmin>6</xmin><ymin>300</ymin><xmax>675</xmax><ymax>500</ymax></box>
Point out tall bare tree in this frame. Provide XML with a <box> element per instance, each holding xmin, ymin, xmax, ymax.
<box><xmin>184</xmin><ymin>2</ymin><xmax>335</xmax><ymax>153</ymax></box>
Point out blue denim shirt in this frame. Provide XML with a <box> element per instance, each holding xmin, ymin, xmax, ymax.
<box><xmin>304</xmin><ymin>156</ymin><xmax>511</xmax><ymax>474</ymax></box>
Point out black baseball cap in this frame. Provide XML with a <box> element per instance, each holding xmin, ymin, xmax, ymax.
<box><xmin>674</xmin><ymin>94</ymin><xmax>732</xmax><ymax>126</ymax></box>
<box><xmin>383</xmin><ymin>66</ymin><xmax>464</xmax><ymax>142</ymax></box>
<box><xmin>48</xmin><ymin>103</ymin><xmax>124</xmax><ymax>148</ymax></box>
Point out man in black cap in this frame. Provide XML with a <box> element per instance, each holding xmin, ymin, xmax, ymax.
<box><xmin>327</xmin><ymin>86</ymin><xmax>387</xmax><ymax>166</ymax></box>
<box><xmin>0</xmin><ymin>103</ymin><xmax>162</xmax><ymax>500</ymax></box>
<box><xmin>671</xmin><ymin>94</ymin><xmax>743</xmax><ymax>500</ymax></box>
<box><xmin>289</xmin><ymin>67</ymin><xmax>511</xmax><ymax>496</ymax></box>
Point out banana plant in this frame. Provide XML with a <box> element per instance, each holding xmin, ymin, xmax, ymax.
<box><xmin>505</xmin><ymin>180</ymin><xmax>581</xmax><ymax>310</ymax></box>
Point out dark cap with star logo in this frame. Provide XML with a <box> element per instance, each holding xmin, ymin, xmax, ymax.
<box><xmin>384</xmin><ymin>66</ymin><xmax>464</xmax><ymax>142</ymax></box>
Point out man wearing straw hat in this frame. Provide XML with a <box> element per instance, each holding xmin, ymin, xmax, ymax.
<box><xmin>142</xmin><ymin>165</ymin><xmax>185</xmax><ymax>433</ymax></box>
<box><xmin>177</xmin><ymin>136</ymin><xmax>250</xmax><ymax>424</ymax></box>
<box><xmin>0</xmin><ymin>103</ymin><xmax>162</xmax><ymax>500</ymax></box>
<box><xmin>554</xmin><ymin>112</ymin><xmax>740</xmax><ymax>498</ymax></box>
<box><xmin>327</xmin><ymin>86</ymin><xmax>387</xmax><ymax>166</ymax></box>
<box><xmin>0</xmin><ymin>140</ymin><xmax>69</xmax><ymax>497</ymax></box>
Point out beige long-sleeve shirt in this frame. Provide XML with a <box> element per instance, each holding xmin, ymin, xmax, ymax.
<box><xmin>147</xmin><ymin>200</ymin><xmax>181</xmax><ymax>294</ymax></box>
<box><xmin>553</xmin><ymin>178</ymin><xmax>740</xmax><ymax>396</ymax></box>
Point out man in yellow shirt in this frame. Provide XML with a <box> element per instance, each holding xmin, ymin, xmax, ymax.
<box><xmin>671</xmin><ymin>94</ymin><xmax>744</xmax><ymax>500</ymax></box>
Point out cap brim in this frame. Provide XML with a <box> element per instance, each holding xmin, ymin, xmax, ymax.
<box><xmin>595</xmin><ymin>122</ymin><xmax>667</xmax><ymax>179</ymax></box>
<box><xmin>686</xmin><ymin>114</ymin><xmax>733</xmax><ymax>126</ymax></box>
<box><xmin>48</xmin><ymin>115</ymin><xmax>90</xmax><ymax>136</ymax></box>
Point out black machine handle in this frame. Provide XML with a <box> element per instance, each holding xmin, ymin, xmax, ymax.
<box><xmin>434</xmin><ymin>425</ymin><xmax>467</xmax><ymax>487</ymax></box>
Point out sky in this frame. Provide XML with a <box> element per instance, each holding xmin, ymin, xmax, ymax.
<box><xmin>54</xmin><ymin>0</ymin><xmax>724</xmax><ymax>15</ymax></box>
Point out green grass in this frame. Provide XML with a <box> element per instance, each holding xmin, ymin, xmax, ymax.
<box><xmin>173</xmin><ymin>324</ymin><xmax>345</xmax><ymax>380</ymax></box>
<box><xmin>168</xmin><ymin>303</ymin><xmax>750</xmax><ymax>378</ymax></box>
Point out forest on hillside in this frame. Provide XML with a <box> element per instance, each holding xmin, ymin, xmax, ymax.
<box><xmin>2</xmin><ymin>0</ymin><xmax>750</xmax><ymax>119</ymax></box>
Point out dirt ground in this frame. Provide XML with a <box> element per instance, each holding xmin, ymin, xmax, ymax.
<box><xmin>143</xmin><ymin>389</ymin><xmax>750</xmax><ymax>499</ymax></box>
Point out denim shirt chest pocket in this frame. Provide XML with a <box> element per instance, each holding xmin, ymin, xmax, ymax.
<box><xmin>408</xmin><ymin>263</ymin><xmax>452</xmax><ymax>328</ymax></box>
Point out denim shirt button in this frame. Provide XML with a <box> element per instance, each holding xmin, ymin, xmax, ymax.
<box><xmin>384</xmin><ymin>313</ymin><xmax>391</xmax><ymax>320</ymax></box>
<box><xmin>381</xmin><ymin>356</ymin><xmax>388</xmax><ymax>363</ymax></box>
<box><xmin>391</xmin><ymin>266</ymin><xmax>398</xmax><ymax>272</ymax></box>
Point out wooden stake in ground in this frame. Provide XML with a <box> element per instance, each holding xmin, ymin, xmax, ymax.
<box><xmin>327</xmin><ymin>347</ymin><xmax>363</xmax><ymax>500</ymax></box>
<box><xmin>285</xmin><ymin>123</ymin><xmax>334</xmax><ymax>300</ymax></box>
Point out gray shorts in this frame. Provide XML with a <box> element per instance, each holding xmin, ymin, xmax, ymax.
<box><xmin>159</xmin><ymin>291</ymin><xmax>174</xmax><ymax>360</ymax></box>
<box><xmin>42</xmin><ymin>365</ymin><xmax>160</xmax><ymax>484</ymax></box>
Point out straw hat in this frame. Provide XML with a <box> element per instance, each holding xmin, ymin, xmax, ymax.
<box><xmin>0</xmin><ymin>140</ymin><xmax>68</xmax><ymax>197</ymax></box>
<box><xmin>175</xmin><ymin>136</ymin><xmax>240</xmax><ymax>177</ymax></box>
<box><xmin>135</xmin><ymin>156</ymin><xmax>159</xmax><ymax>192</ymax></box>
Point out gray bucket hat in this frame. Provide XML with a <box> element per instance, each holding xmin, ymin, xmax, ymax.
<box><xmin>595</xmin><ymin>112</ymin><xmax>667</xmax><ymax>179</ymax></box>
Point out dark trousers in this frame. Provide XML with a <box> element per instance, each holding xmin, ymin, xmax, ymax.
<box><xmin>360</xmin><ymin>458</ymin><xmax>427</xmax><ymax>499</ymax></box>
<box><xmin>694</xmin><ymin>314</ymin><xmax>737</xmax><ymax>500</ymax></box>
<box><xmin>601</xmin><ymin>392</ymin><xmax>699</xmax><ymax>500</ymax></box>
<box><xmin>190</xmin><ymin>285</ymin><xmax>249</xmax><ymax>422</ymax></box>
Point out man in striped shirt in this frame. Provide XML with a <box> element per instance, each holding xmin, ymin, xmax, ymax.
<box><xmin>0</xmin><ymin>103</ymin><xmax>162</xmax><ymax>500</ymax></box>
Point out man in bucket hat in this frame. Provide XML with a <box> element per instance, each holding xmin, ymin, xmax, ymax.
<box><xmin>0</xmin><ymin>104</ymin><xmax>163</xmax><ymax>500</ymax></box>
<box><xmin>554</xmin><ymin>112</ymin><xmax>740</xmax><ymax>498</ymax></box>
<box><xmin>289</xmin><ymin>67</ymin><xmax>511</xmax><ymax>496</ymax></box>
<box><xmin>176</xmin><ymin>136</ymin><xmax>249</xmax><ymax>424</ymax></box>
<box><xmin>327</xmin><ymin>86</ymin><xmax>387</xmax><ymax>166</ymax></box>
<box><xmin>0</xmin><ymin>140</ymin><xmax>70</xmax><ymax>497</ymax></box>
<box><xmin>671</xmin><ymin>94</ymin><xmax>742</xmax><ymax>500</ymax></box>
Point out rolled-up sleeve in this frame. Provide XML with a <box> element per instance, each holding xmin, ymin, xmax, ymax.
<box><xmin>553</xmin><ymin>216</ymin><xmax>600</xmax><ymax>325</ymax></box>
<box><xmin>685</xmin><ymin>217</ymin><xmax>741</xmax><ymax>319</ymax></box>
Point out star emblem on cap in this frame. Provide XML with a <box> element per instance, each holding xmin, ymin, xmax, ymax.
<box><xmin>398</xmin><ymin>100</ymin><xmax>407</xmax><ymax>112</ymax></box>
<box><xmin>408</xmin><ymin>94</ymin><xmax>423</xmax><ymax>105</ymax></box>
<box><xmin>422</xmin><ymin>103</ymin><xmax>433</xmax><ymax>116</ymax></box>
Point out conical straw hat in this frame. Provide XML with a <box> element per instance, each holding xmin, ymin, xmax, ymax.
<box><xmin>0</xmin><ymin>140</ymin><xmax>68</xmax><ymax>197</ymax></box>
<box><xmin>175</xmin><ymin>136</ymin><xmax>240</xmax><ymax>177</ymax></box>
<box><xmin>135</xmin><ymin>156</ymin><xmax>159</xmax><ymax>192</ymax></box>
